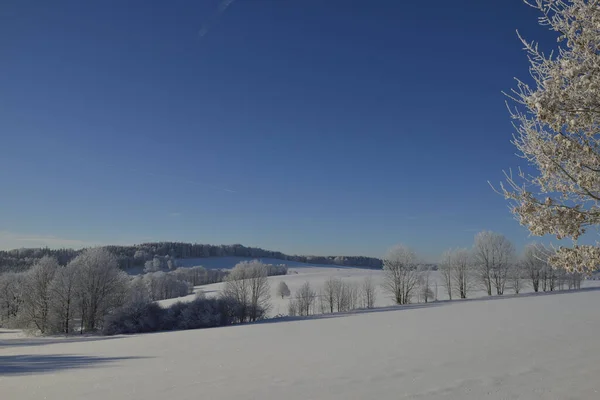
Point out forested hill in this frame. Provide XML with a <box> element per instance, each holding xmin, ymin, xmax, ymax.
<box><xmin>0</xmin><ymin>242</ymin><xmax>383</xmax><ymax>272</ymax></box>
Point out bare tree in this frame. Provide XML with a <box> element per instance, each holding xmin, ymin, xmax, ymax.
<box><xmin>49</xmin><ymin>262</ymin><xmax>79</xmax><ymax>334</ymax></box>
<box><xmin>568</xmin><ymin>272</ymin><xmax>584</xmax><ymax>290</ymax></box>
<box><xmin>247</xmin><ymin>261</ymin><xmax>271</xmax><ymax>321</ymax></box>
<box><xmin>295</xmin><ymin>281</ymin><xmax>316</xmax><ymax>316</ymax></box>
<box><xmin>342</xmin><ymin>282</ymin><xmax>359</xmax><ymax>311</ymax></box>
<box><xmin>287</xmin><ymin>298</ymin><xmax>298</xmax><ymax>317</ymax></box>
<box><xmin>323</xmin><ymin>277</ymin><xmax>340</xmax><ymax>313</ymax></box>
<box><xmin>21</xmin><ymin>256</ymin><xmax>59</xmax><ymax>333</ymax></box>
<box><xmin>222</xmin><ymin>260</ymin><xmax>271</xmax><ymax>322</ymax></box>
<box><xmin>360</xmin><ymin>275</ymin><xmax>376</xmax><ymax>309</ymax></box>
<box><xmin>439</xmin><ymin>250</ymin><xmax>454</xmax><ymax>300</ymax></box>
<box><xmin>316</xmin><ymin>288</ymin><xmax>327</xmax><ymax>314</ymax></box>
<box><xmin>448</xmin><ymin>248</ymin><xmax>473</xmax><ymax>299</ymax></box>
<box><xmin>417</xmin><ymin>267</ymin><xmax>434</xmax><ymax>303</ymax></box>
<box><xmin>541</xmin><ymin>262</ymin><xmax>558</xmax><ymax>292</ymax></box>
<box><xmin>0</xmin><ymin>272</ymin><xmax>25</xmax><ymax>325</ymax></box>
<box><xmin>143</xmin><ymin>272</ymin><xmax>191</xmax><ymax>301</ymax></box>
<box><xmin>381</xmin><ymin>245</ymin><xmax>421</xmax><ymax>305</ymax></box>
<box><xmin>277</xmin><ymin>281</ymin><xmax>291</xmax><ymax>299</ymax></box>
<box><xmin>70</xmin><ymin>248</ymin><xmax>129</xmax><ymax>332</ymax></box>
<box><xmin>473</xmin><ymin>232</ymin><xmax>515</xmax><ymax>295</ymax></box>
<box><xmin>222</xmin><ymin>264</ymin><xmax>250</xmax><ymax>322</ymax></box>
<box><xmin>522</xmin><ymin>243</ymin><xmax>547</xmax><ymax>292</ymax></box>
<box><xmin>509</xmin><ymin>263</ymin><xmax>525</xmax><ymax>294</ymax></box>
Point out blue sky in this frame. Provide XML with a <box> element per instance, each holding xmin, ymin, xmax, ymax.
<box><xmin>0</xmin><ymin>0</ymin><xmax>561</xmax><ymax>261</ymax></box>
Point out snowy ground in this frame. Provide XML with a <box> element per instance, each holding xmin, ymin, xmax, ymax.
<box><xmin>158</xmin><ymin>258</ymin><xmax>600</xmax><ymax>316</ymax></box>
<box><xmin>158</xmin><ymin>264</ymin><xmax>383</xmax><ymax>312</ymax></box>
<box><xmin>2</xmin><ymin>288</ymin><xmax>600</xmax><ymax>399</ymax></box>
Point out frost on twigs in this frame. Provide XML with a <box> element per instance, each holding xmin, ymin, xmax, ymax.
<box><xmin>500</xmin><ymin>0</ymin><xmax>600</xmax><ymax>273</ymax></box>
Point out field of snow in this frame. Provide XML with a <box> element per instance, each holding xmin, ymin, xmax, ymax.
<box><xmin>159</xmin><ymin>258</ymin><xmax>600</xmax><ymax>316</ymax></box>
<box><xmin>175</xmin><ymin>256</ymin><xmax>368</xmax><ymax>270</ymax></box>
<box><xmin>2</xmin><ymin>288</ymin><xmax>600</xmax><ymax>399</ymax></box>
<box><xmin>159</xmin><ymin>264</ymin><xmax>383</xmax><ymax>312</ymax></box>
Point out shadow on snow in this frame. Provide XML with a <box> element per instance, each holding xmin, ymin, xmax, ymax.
<box><xmin>0</xmin><ymin>336</ymin><xmax>125</xmax><ymax>349</ymax></box>
<box><xmin>0</xmin><ymin>354</ymin><xmax>147</xmax><ymax>376</ymax></box>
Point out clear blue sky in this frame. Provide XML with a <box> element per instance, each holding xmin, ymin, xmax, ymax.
<box><xmin>0</xmin><ymin>0</ymin><xmax>557</xmax><ymax>261</ymax></box>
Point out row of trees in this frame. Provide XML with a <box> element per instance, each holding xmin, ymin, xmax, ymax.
<box><xmin>105</xmin><ymin>260</ymin><xmax>279</xmax><ymax>335</ymax></box>
<box><xmin>102</xmin><ymin>297</ymin><xmax>240</xmax><ymax>336</ymax></box>
<box><xmin>0</xmin><ymin>248</ymin><xmax>130</xmax><ymax>334</ymax></box>
<box><xmin>281</xmin><ymin>234</ymin><xmax>587</xmax><ymax>318</ymax></box>
<box><xmin>1</xmin><ymin>251</ymin><xmax>282</xmax><ymax>335</ymax></box>
<box><xmin>382</xmin><ymin>232</ymin><xmax>585</xmax><ymax>307</ymax></box>
<box><xmin>284</xmin><ymin>276</ymin><xmax>377</xmax><ymax>317</ymax></box>
<box><xmin>1</xmin><ymin>242</ymin><xmax>383</xmax><ymax>272</ymax></box>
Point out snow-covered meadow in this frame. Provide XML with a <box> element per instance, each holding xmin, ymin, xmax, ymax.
<box><xmin>158</xmin><ymin>257</ymin><xmax>600</xmax><ymax>317</ymax></box>
<box><xmin>159</xmin><ymin>258</ymin><xmax>386</xmax><ymax>313</ymax></box>
<box><xmin>2</xmin><ymin>287</ymin><xmax>600</xmax><ymax>399</ymax></box>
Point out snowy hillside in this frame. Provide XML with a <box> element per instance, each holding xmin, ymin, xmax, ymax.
<box><xmin>158</xmin><ymin>264</ymin><xmax>380</xmax><ymax>312</ymax></box>
<box><xmin>3</xmin><ymin>289</ymin><xmax>600</xmax><ymax>399</ymax></box>
<box><xmin>157</xmin><ymin>263</ymin><xmax>600</xmax><ymax>316</ymax></box>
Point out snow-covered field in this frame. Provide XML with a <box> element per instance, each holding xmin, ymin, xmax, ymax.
<box><xmin>159</xmin><ymin>258</ymin><xmax>600</xmax><ymax>317</ymax></box>
<box><xmin>159</xmin><ymin>264</ymin><xmax>383</xmax><ymax>312</ymax></box>
<box><xmin>2</xmin><ymin>288</ymin><xmax>600</xmax><ymax>399</ymax></box>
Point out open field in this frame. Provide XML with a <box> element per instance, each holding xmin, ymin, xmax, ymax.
<box><xmin>159</xmin><ymin>258</ymin><xmax>600</xmax><ymax>317</ymax></box>
<box><xmin>2</xmin><ymin>288</ymin><xmax>600</xmax><ymax>400</ymax></box>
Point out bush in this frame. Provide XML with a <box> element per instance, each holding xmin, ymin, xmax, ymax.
<box><xmin>102</xmin><ymin>302</ymin><xmax>165</xmax><ymax>335</ymax></box>
<box><xmin>102</xmin><ymin>297</ymin><xmax>246</xmax><ymax>336</ymax></box>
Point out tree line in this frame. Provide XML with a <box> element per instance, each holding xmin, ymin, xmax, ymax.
<box><xmin>278</xmin><ymin>231</ymin><xmax>587</xmax><ymax>318</ymax></box>
<box><xmin>1</xmin><ymin>231</ymin><xmax>588</xmax><ymax>336</ymax></box>
<box><xmin>0</xmin><ymin>249</ymin><xmax>282</xmax><ymax>335</ymax></box>
<box><xmin>104</xmin><ymin>259</ymin><xmax>278</xmax><ymax>335</ymax></box>
<box><xmin>0</xmin><ymin>242</ymin><xmax>383</xmax><ymax>273</ymax></box>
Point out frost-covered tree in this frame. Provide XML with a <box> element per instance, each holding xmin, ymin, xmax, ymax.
<box><xmin>287</xmin><ymin>298</ymin><xmax>298</xmax><ymax>317</ymax></box>
<box><xmin>295</xmin><ymin>281</ymin><xmax>316</xmax><ymax>316</ymax></box>
<box><xmin>143</xmin><ymin>272</ymin><xmax>191</xmax><ymax>301</ymax></box>
<box><xmin>381</xmin><ymin>245</ymin><xmax>421</xmax><ymax>305</ymax></box>
<box><xmin>541</xmin><ymin>260</ymin><xmax>559</xmax><ymax>291</ymax></box>
<box><xmin>0</xmin><ymin>272</ymin><xmax>25</xmax><ymax>325</ymax></box>
<box><xmin>473</xmin><ymin>232</ymin><xmax>515</xmax><ymax>295</ymax></box>
<box><xmin>444</xmin><ymin>248</ymin><xmax>473</xmax><ymax>299</ymax></box>
<box><xmin>500</xmin><ymin>0</ymin><xmax>600</xmax><ymax>273</ymax></box>
<box><xmin>360</xmin><ymin>275</ymin><xmax>376</xmax><ymax>309</ymax></box>
<box><xmin>509</xmin><ymin>262</ymin><xmax>525</xmax><ymax>294</ymax></box>
<box><xmin>221</xmin><ymin>260</ymin><xmax>271</xmax><ymax>322</ymax></box>
<box><xmin>70</xmin><ymin>248</ymin><xmax>129</xmax><ymax>331</ymax></box>
<box><xmin>439</xmin><ymin>250</ymin><xmax>455</xmax><ymax>300</ymax></box>
<box><xmin>323</xmin><ymin>277</ymin><xmax>342</xmax><ymax>313</ymax></box>
<box><xmin>522</xmin><ymin>243</ymin><xmax>548</xmax><ymax>292</ymax></box>
<box><xmin>21</xmin><ymin>256</ymin><xmax>59</xmax><ymax>333</ymax></box>
<box><xmin>49</xmin><ymin>262</ymin><xmax>79</xmax><ymax>334</ymax></box>
<box><xmin>342</xmin><ymin>282</ymin><xmax>359</xmax><ymax>311</ymax></box>
<box><xmin>246</xmin><ymin>261</ymin><xmax>271</xmax><ymax>321</ymax></box>
<box><xmin>417</xmin><ymin>267</ymin><xmax>434</xmax><ymax>303</ymax></box>
<box><xmin>276</xmin><ymin>281</ymin><xmax>291</xmax><ymax>299</ymax></box>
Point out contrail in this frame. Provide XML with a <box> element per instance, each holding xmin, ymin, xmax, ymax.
<box><xmin>198</xmin><ymin>0</ymin><xmax>236</xmax><ymax>38</ymax></box>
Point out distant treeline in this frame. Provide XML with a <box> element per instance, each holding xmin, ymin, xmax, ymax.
<box><xmin>0</xmin><ymin>242</ymin><xmax>384</xmax><ymax>272</ymax></box>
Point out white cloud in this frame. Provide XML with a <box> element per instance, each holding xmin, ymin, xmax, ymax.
<box><xmin>0</xmin><ymin>231</ymin><xmax>104</xmax><ymax>250</ymax></box>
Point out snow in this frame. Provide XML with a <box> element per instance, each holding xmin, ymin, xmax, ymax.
<box><xmin>175</xmin><ymin>256</ymin><xmax>365</xmax><ymax>270</ymax></box>
<box><xmin>157</xmin><ymin>262</ymin><xmax>600</xmax><ymax>317</ymax></box>
<box><xmin>2</xmin><ymin>289</ymin><xmax>600</xmax><ymax>399</ymax></box>
<box><xmin>158</xmin><ymin>265</ymin><xmax>382</xmax><ymax>311</ymax></box>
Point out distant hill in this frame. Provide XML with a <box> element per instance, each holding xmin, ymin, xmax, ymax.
<box><xmin>0</xmin><ymin>242</ymin><xmax>383</xmax><ymax>272</ymax></box>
